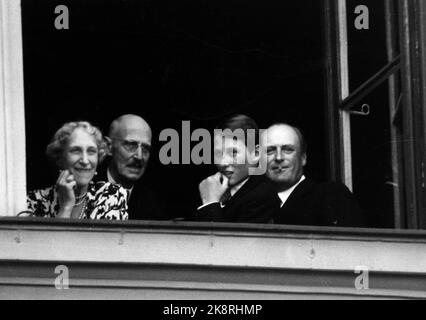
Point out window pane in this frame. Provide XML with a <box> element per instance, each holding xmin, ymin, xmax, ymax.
<box><xmin>22</xmin><ymin>0</ymin><xmax>327</xmax><ymax>220</ymax></box>
<box><xmin>347</xmin><ymin>0</ymin><xmax>401</xmax><ymax>228</ymax></box>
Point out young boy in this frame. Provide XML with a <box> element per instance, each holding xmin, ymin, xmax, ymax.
<box><xmin>196</xmin><ymin>114</ymin><xmax>280</xmax><ymax>223</ymax></box>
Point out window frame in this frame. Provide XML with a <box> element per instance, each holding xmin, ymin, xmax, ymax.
<box><xmin>0</xmin><ymin>0</ymin><xmax>27</xmax><ymax>217</ymax></box>
<box><xmin>324</xmin><ymin>0</ymin><xmax>426</xmax><ymax>229</ymax></box>
<box><xmin>397</xmin><ymin>0</ymin><xmax>426</xmax><ymax>229</ymax></box>
<box><xmin>1</xmin><ymin>0</ymin><xmax>425</xmax><ymax>231</ymax></box>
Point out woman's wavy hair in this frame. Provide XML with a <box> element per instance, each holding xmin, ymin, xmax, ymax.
<box><xmin>46</xmin><ymin>121</ymin><xmax>107</xmax><ymax>169</ymax></box>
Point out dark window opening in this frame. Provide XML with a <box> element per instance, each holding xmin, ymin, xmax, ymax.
<box><xmin>21</xmin><ymin>0</ymin><xmax>407</xmax><ymax>228</ymax></box>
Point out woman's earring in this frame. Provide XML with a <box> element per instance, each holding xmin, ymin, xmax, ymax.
<box><xmin>94</xmin><ymin>171</ymin><xmax>98</xmax><ymax>176</ymax></box>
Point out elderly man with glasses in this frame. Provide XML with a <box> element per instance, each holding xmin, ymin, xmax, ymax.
<box><xmin>98</xmin><ymin>114</ymin><xmax>169</xmax><ymax>220</ymax></box>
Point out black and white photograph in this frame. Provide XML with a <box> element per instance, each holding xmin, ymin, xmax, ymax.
<box><xmin>0</xmin><ymin>0</ymin><xmax>425</xmax><ymax>302</ymax></box>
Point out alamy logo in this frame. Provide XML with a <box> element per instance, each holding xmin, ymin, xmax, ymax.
<box><xmin>54</xmin><ymin>265</ymin><xmax>69</xmax><ymax>290</ymax></box>
<box><xmin>54</xmin><ymin>5</ymin><xmax>69</xmax><ymax>30</ymax></box>
<box><xmin>354</xmin><ymin>265</ymin><xmax>369</xmax><ymax>290</ymax></box>
<box><xmin>354</xmin><ymin>5</ymin><xmax>369</xmax><ymax>30</ymax></box>
<box><xmin>158</xmin><ymin>121</ymin><xmax>267</xmax><ymax>175</ymax></box>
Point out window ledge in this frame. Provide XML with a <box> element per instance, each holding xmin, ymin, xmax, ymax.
<box><xmin>0</xmin><ymin>218</ymin><xmax>425</xmax><ymax>299</ymax></box>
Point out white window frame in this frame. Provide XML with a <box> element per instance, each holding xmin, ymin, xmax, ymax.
<box><xmin>0</xmin><ymin>0</ymin><xmax>26</xmax><ymax>216</ymax></box>
<box><xmin>336</xmin><ymin>0</ymin><xmax>353</xmax><ymax>191</ymax></box>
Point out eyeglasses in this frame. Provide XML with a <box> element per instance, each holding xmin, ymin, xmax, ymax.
<box><xmin>112</xmin><ymin>138</ymin><xmax>151</xmax><ymax>154</ymax></box>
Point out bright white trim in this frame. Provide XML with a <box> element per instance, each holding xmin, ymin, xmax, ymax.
<box><xmin>337</xmin><ymin>0</ymin><xmax>353</xmax><ymax>191</ymax></box>
<box><xmin>1</xmin><ymin>225</ymin><xmax>426</xmax><ymax>274</ymax></box>
<box><xmin>1</xmin><ymin>223</ymin><xmax>426</xmax><ymax>299</ymax></box>
<box><xmin>0</xmin><ymin>0</ymin><xmax>26</xmax><ymax>216</ymax></box>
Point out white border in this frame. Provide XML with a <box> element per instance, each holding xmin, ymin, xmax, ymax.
<box><xmin>0</xmin><ymin>0</ymin><xmax>26</xmax><ymax>216</ymax></box>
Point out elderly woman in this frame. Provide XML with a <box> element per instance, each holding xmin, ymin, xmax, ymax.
<box><xmin>27</xmin><ymin>121</ymin><xmax>128</xmax><ymax>220</ymax></box>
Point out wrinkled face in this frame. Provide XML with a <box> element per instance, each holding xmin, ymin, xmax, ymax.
<box><xmin>213</xmin><ymin>134</ymin><xmax>256</xmax><ymax>187</ymax></box>
<box><xmin>109</xmin><ymin>123</ymin><xmax>152</xmax><ymax>186</ymax></box>
<box><xmin>64</xmin><ymin>128</ymin><xmax>99</xmax><ymax>187</ymax></box>
<box><xmin>261</xmin><ymin>125</ymin><xmax>306</xmax><ymax>191</ymax></box>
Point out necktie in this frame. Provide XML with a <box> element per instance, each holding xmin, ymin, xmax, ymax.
<box><xmin>126</xmin><ymin>188</ymin><xmax>132</xmax><ymax>202</ymax></box>
<box><xmin>220</xmin><ymin>189</ymin><xmax>232</xmax><ymax>207</ymax></box>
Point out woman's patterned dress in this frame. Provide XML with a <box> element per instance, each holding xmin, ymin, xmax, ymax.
<box><xmin>27</xmin><ymin>181</ymin><xmax>128</xmax><ymax>220</ymax></box>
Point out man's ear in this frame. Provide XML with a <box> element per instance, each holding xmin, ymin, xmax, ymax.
<box><xmin>302</xmin><ymin>153</ymin><xmax>307</xmax><ymax>167</ymax></box>
<box><xmin>105</xmin><ymin>136</ymin><xmax>113</xmax><ymax>156</ymax></box>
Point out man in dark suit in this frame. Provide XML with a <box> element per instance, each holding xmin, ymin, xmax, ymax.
<box><xmin>196</xmin><ymin>115</ymin><xmax>280</xmax><ymax>223</ymax></box>
<box><xmin>98</xmin><ymin>114</ymin><xmax>168</xmax><ymax>220</ymax></box>
<box><xmin>260</xmin><ymin>123</ymin><xmax>364</xmax><ymax>227</ymax></box>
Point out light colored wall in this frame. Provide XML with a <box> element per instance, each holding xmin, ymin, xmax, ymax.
<box><xmin>0</xmin><ymin>220</ymin><xmax>425</xmax><ymax>299</ymax></box>
<box><xmin>0</xmin><ymin>0</ymin><xmax>26</xmax><ymax>216</ymax></box>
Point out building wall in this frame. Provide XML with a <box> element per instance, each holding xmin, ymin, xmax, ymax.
<box><xmin>0</xmin><ymin>219</ymin><xmax>425</xmax><ymax>299</ymax></box>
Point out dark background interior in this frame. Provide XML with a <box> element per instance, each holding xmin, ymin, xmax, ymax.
<box><xmin>347</xmin><ymin>0</ymin><xmax>396</xmax><ymax>228</ymax></box>
<box><xmin>22</xmin><ymin>0</ymin><xmax>394</xmax><ymax>227</ymax></box>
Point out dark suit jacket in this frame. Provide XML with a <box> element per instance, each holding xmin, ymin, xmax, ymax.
<box><xmin>95</xmin><ymin>163</ymin><xmax>169</xmax><ymax>221</ymax></box>
<box><xmin>196</xmin><ymin>175</ymin><xmax>280</xmax><ymax>223</ymax></box>
<box><xmin>274</xmin><ymin>178</ymin><xmax>364</xmax><ymax>227</ymax></box>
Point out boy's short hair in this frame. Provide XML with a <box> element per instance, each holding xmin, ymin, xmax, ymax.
<box><xmin>215</xmin><ymin>114</ymin><xmax>259</xmax><ymax>150</ymax></box>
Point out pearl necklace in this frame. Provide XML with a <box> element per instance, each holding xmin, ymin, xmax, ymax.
<box><xmin>74</xmin><ymin>198</ymin><xmax>86</xmax><ymax>207</ymax></box>
<box><xmin>73</xmin><ymin>191</ymin><xmax>88</xmax><ymax>219</ymax></box>
<box><xmin>77</xmin><ymin>197</ymin><xmax>88</xmax><ymax>219</ymax></box>
<box><xmin>75</xmin><ymin>192</ymin><xmax>87</xmax><ymax>202</ymax></box>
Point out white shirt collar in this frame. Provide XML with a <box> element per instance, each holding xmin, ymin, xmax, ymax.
<box><xmin>230</xmin><ymin>177</ymin><xmax>249</xmax><ymax>197</ymax></box>
<box><xmin>196</xmin><ymin>177</ymin><xmax>250</xmax><ymax>211</ymax></box>
<box><xmin>277</xmin><ymin>175</ymin><xmax>306</xmax><ymax>207</ymax></box>
<box><xmin>107</xmin><ymin>168</ymin><xmax>116</xmax><ymax>184</ymax></box>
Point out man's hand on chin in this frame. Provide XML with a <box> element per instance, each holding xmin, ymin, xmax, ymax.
<box><xmin>199</xmin><ymin>172</ymin><xmax>229</xmax><ymax>205</ymax></box>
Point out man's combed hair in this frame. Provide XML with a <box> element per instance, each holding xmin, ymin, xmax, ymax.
<box><xmin>215</xmin><ymin>114</ymin><xmax>260</xmax><ymax>147</ymax></box>
<box><xmin>46</xmin><ymin>121</ymin><xmax>107</xmax><ymax>168</ymax></box>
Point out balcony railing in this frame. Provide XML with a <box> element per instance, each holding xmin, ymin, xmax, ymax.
<box><xmin>0</xmin><ymin>218</ymin><xmax>425</xmax><ymax>299</ymax></box>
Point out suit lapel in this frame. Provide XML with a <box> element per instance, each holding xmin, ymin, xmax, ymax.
<box><xmin>281</xmin><ymin>178</ymin><xmax>315</xmax><ymax>210</ymax></box>
<box><xmin>224</xmin><ymin>176</ymin><xmax>262</xmax><ymax>208</ymax></box>
<box><xmin>127</xmin><ymin>179</ymin><xmax>144</xmax><ymax>212</ymax></box>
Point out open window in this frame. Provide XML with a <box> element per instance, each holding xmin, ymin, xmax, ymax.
<box><xmin>324</xmin><ymin>0</ymin><xmax>426</xmax><ymax>229</ymax></box>
<box><xmin>21</xmin><ymin>0</ymin><xmax>329</xmax><ymax>220</ymax></box>
<box><xmin>1</xmin><ymin>0</ymin><xmax>425</xmax><ymax>230</ymax></box>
